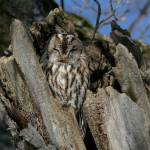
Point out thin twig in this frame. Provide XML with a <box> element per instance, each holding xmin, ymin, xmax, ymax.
<box><xmin>91</xmin><ymin>0</ymin><xmax>121</xmax><ymax>43</ymax></box>
<box><xmin>99</xmin><ymin>8</ymin><xmax>129</xmax><ymax>26</ymax></box>
<box><xmin>138</xmin><ymin>21</ymin><xmax>150</xmax><ymax>40</ymax></box>
<box><xmin>128</xmin><ymin>0</ymin><xmax>150</xmax><ymax>32</ymax></box>
<box><xmin>117</xmin><ymin>8</ymin><xmax>129</xmax><ymax>20</ymax></box>
<box><xmin>91</xmin><ymin>0</ymin><xmax>101</xmax><ymax>43</ymax></box>
<box><xmin>79</xmin><ymin>1</ymin><xmax>89</xmax><ymax>15</ymax></box>
<box><xmin>71</xmin><ymin>0</ymin><xmax>89</xmax><ymax>15</ymax></box>
<box><xmin>109</xmin><ymin>0</ymin><xmax>118</xmax><ymax>20</ymax></box>
<box><xmin>99</xmin><ymin>9</ymin><xmax>118</xmax><ymax>26</ymax></box>
<box><xmin>72</xmin><ymin>0</ymin><xmax>82</xmax><ymax>7</ymax></box>
<box><xmin>99</xmin><ymin>1</ymin><xmax>120</xmax><ymax>27</ymax></box>
<box><xmin>61</xmin><ymin>0</ymin><xmax>64</xmax><ymax>10</ymax></box>
<box><xmin>139</xmin><ymin>35</ymin><xmax>150</xmax><ymax>39</ymax></box>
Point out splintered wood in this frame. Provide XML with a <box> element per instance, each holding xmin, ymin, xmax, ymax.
<box><xmin>11</xmin><ymin>19</ymin><xmax>86</xmax><ymax>149</ymax></box>
<box><xmin>84</xmin><ymin>87</ymin><xmax>150</xmax><ymax>150</ymax></box>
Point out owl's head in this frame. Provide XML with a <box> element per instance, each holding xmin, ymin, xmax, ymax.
<box><xmin>47</xmin><ymin>34</ymin><xmax>86</xmax><ymax>64</ymax></box>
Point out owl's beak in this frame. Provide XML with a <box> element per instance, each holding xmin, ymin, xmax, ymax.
<box><xmin>58</xmin><ymin>55</ymin><xmax>69</xmax><ymax>63</ymax></box>
<box><xmin>58</xmin><ymin>59</ymin><xmax>69</xmax><ymax>63</ymax></box>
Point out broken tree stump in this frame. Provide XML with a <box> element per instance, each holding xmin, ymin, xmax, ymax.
<box><xmin>0</xmin><ymin>8</ymin><xmax>149</xmax><ymax>150</ymax></box>
<box><xmin>84</xmin><ymin>87</ymin><xmax>150</xmax><ymax>150</ymax></box>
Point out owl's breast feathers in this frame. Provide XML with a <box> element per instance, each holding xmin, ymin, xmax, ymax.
<box><xmin>48</xmin><ymin>58</ymin><xmax>89</xmax><ymax>111</ymax></box>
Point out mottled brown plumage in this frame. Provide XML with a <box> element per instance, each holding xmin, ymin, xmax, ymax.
<box><xmin>41</xmin><ymin>34</ymin><xmax>89</xmax><ymax>137</ymax></box>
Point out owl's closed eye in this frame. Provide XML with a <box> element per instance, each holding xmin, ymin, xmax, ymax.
<box><xmin>47</xmin><ymin>34</ymin><xmax>85</xmax><ymax>63</ymax></box>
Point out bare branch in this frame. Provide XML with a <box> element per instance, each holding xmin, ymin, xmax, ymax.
<box><xmin>61</xmin><ymin>0</ymin><xmax>64</xmax><ymax>10</ymax></box>
<box><xmin>91</xmin><ymin>0</ymin><xmax>122</xmax><ymax>43</ymax></box>
<box><xmin>99</xmin><ymin>1</ymin><xmax>120</xmax><ymax>27</ymax></box>
<box><xmin>71</xmin><ymin>0</ymin><xmax>90</xmax><ymax>15</ymax></box>
<box><xmin>128</xmin><ymin>0</ymin><xmax>150</xmax><ymax>32</ymax></box>
<box><xmin>72</xmin><ymin>0</ymin><xmax>82</xmax><ymax>8</ymax></box>
<box><xmin>91</xmin><ymin>0</ymin><xmax>101</xmax><ymax>43</ymax></box>
<box><xmin>79</xmin><ymin>0</ymin><xmax>89</xmax><ymax>15</ymax></box>
<box><xmin>99</xmin><ymin>8</ymin><xmax>129</xmax><ymax>26</ymax></box>
<box><xmin>109</xmin><ymin>0</ymin><xmax>118</xmax><ymax>20</ymax></box>
<box><xmin>138</xmin><ymin>21</ymin><xmax>150</xmax><ymax>40</ymax></box>
<box><xmin>139</xmin><ymin>35</ymin><xmax>150</xmax><ymax>39</ymax></box>
<box><xmin>117</xmin><ymin>8</ymin><xmax>129</xmax><ymax>20</ymax></box>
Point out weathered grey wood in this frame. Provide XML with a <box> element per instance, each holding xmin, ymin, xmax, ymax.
<box><xmin>12</xmin><ymin>19</ymin><xmax>86</xmax><ymax>149</ymax></box>
<box><xmin>30</xmin><ymin>7</ymin><xmax>77</xmax><ymax>55</ymax></box>
<box><xmin>110</xmin><ymin>20</ymin><xmax>145</xmax><ymax>69</ymax></box>
<box><xmin>1</xmin><ymin>7</ymin><xmax>149</xmax><ymax>150</ymax></box>
<box><xmin>0</xmin><ymin>94</ymin><xmax>16</xmax><ymax>150</ymax></box>
<box><xmin>113</xmin><ymin>44</ymin><xmax>150</xmax><ymax>123</ymax></box>
<box><xmin>0</xmin><ymin>56</ymin><xmax>33</xmax><ymax>112</ymax></box>
<box><xmin>0</xmin><ymin>56</ymin><xmax>50</xmax><ymax>146</ymax></box>
<box><xmin>84</xmin><ymin>87</ymin><xmax>150</xmax><ymax>150</ymax></box>
<box><xmin>19</xmin><ymin>124</ymin><xmax>57</xmax><ymax>150</ymax></box>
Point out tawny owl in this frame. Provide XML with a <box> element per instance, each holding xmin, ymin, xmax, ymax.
<box><xmin>41</xmin><ymin>34</ymin><xmax>89</xmax><ymax>137</ymax></box>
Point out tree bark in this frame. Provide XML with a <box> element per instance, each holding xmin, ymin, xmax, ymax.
<box><xmin>0</xmin><ymin>8</ymin><xmax>149</xmax><ymax>150</ymax></box>
<box><xmin>12</xmin><ymin>19</ymin><xmax>85</xmax><ymax>149</ymax></box>
<box><xmin>84</xmin><ymin>87</ymin><xmax>150</xmax><ymax>150</ymax></box>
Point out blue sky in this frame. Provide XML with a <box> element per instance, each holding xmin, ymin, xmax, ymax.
<box><xmin>55</xmin><ymin>0</ymin><xmax>150</xmax><ymax>44</ymax></box>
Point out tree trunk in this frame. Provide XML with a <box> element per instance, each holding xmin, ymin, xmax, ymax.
<box><xmin>0</xmin><ymin>8</ymin><xmax>149</xmax><ymax>150</ymax></box>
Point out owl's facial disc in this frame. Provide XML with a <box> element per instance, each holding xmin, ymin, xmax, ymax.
<box><xmin>49</xmin><ymin>34</ymin><xmax>84</xmax><ymax>64</ymax></box>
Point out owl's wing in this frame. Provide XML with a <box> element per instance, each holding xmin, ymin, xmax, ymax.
<box><xmin>40</xmin><ymin>49</ymin><xmax>51</xmax><ymax>76</ymax></box>
<box><xmin>40</xmin><ymin>35</ymin><xmax>54</xmax><ymax>67</ymax></box>
<box><xmin>76</xmin><ymin>108</ymin><xmax>87</xmax><ymax>138</ymax></box>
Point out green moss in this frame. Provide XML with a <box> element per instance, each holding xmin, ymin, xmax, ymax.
<box><xmin>65</xmin><ymin>12</ymin><xmax>94</xmax><ymax>29</ymax></box>
<box><xmin>144</xmin><ymin>48</ymin><xmax>150</xmax><ymax>60</ymax></box>
<box><xmin>75</xmin><ymin>29</ymin><xmax>89</xmax><ymax>40</ymax></box>
<box><xmin>65</xmin><ymin>12</ymin><xmax>98</xmax><ymax>40</ymax></box>
<box><xmin>135</xmin><ymin>40</ymin><xmax>150</xmax><ymax>60</ymax></box>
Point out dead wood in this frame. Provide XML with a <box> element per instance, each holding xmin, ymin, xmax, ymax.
<box><xmin>113</xmin><ymin>44</ymin><xmax>150</xmax><ymax>123</ymax></box>
<box><xmin>0</xmin><ymin>8</ymin><xmax>149</xmax><ymax>150</ymax></box>
<box><xmin>110</xmin><ymin>20</ymin><xmax>145</xmax><ymax>70</ymax></box>
<box><xmin>84</xmin><ymin>87</ymin><xmax>150</xmax><ymax>150</ymax></box>
<box><xmin>11</xmin><ymin>19</ymin><xmax>86</xmax><ymax>149</ymax></box>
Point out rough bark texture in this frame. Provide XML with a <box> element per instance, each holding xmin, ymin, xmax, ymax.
<box><xmin>113</xmin><ymin>44</ymin><xmax>150</xmax><ymax>124</ymax></box>
<box><xmin>84</xmin><ymin>87</ymin><xmax>150</xmax><ymax>150</ymax></box>
<box><xmin>0</xmin><ymin>7</ymin><xmax>150</xmax><ymax>150</ymax></box>
<box><xmin>12</xmin><ymin>19</ymin><xmax>85</xmax><ymax>150</ymax></box>
<box><xmin>110</xmin><ymin>20</ymin><xmax>145</xmax><ymax>70</ymax></box>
